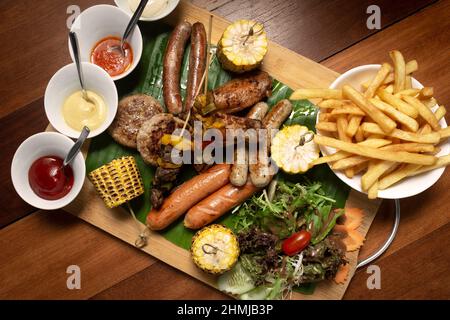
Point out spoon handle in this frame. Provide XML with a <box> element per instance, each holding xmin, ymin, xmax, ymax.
<box><xmin>122</xmin><ymin>0</ymin><xmax>149</xmax><ymax>44</ymax></box>
<box><xmin>64</xmin><ymin>126</ymin><xmax>90</xmax><ymax>167</ymax></box>
<box><xmin>69</xmin><ymin>31</ymin><xmax>86</xmax><ymax>93</ymax></box>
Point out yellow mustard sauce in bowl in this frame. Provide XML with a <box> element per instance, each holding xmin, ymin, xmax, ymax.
<box><xmin>62</xmin><ymin>90</ymin><xmax>107</xmax><ymax>131</ymax></box>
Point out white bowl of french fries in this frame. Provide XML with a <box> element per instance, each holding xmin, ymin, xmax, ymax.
<box><xmin>290</xmin><ymin>50</ymin><xmax>449</xmax><ymax>199</ymax></box>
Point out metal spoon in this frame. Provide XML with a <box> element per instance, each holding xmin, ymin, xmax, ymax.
<box><xmin>63</xmin><ymin>126</ymin><xmax>90</xmax><ymax>170</ymax></box>
<box><xmin>69</xmin><ymin>31</ymin><xmax>93</xmax><ymax>103</ymax></box>
<box><xmin>110</xmin><ymin>0</ymin><xmax>149</xmax><ymax>56</ymax></box>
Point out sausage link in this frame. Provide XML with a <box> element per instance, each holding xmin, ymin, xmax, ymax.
<box><xmin>146</xmin><ymin>164</ymin><xmax>230</xmax><ymax>230</ymax></box>
<box><xmin>249</xmin><ymin>99</ymin><xmax>293</xmax><ymax>187</ymax></box>
<box><xmin>184</xmin><ymin>182</ymin><xmax>260</xmax><ymax>230</ymax></box>
<box><xmin>184</xmin><ymin>22</ymin><xmax>207</xmax><ymax>113</ymax></box>
<box><xmin>163</xmin><ymin>21</ymin><xmax>192</xmax><ymax>115</ymax></box>
<box><xmin>230</xmin><ymin>102</ymin><xmax>269</xmax><ymax>186</ymax></box>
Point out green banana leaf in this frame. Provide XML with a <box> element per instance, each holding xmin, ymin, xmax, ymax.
<box><xmin>86</xmin><ymin>21</ymin><xmax>349</xmax><ymax>260</ymax></box>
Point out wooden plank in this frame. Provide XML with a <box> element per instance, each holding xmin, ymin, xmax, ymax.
<box><xmin>193</xmin><ymin>0</ymin><xmax>435</xmax><ymax>62</ymax></box>
<box><xmin>56</xmin><ymin>1</ymin><xmax>382</xmax><ymax>300</ymax></box>
<box><xmin>0</xmin><ymin>210</ymin><xmax>156</xmax><ymax>299</ymax></box>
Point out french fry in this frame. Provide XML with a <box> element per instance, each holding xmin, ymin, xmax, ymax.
<box><xmin>314</xmin><ymin>135</ymin><xmax>437</xmax><ymax>165</ymax></box>
<box><xmin>419</xmin><ymin>87</ymin><xmax>434</xmax><ymax>99</ymax></box>
<box><xmin>383</xmin><ymin>60</ymin><xmax>418</xmax><ymax>84</ymax></box>
<box><xmin>318</xmin><ymin>99</ymin><xmax>348</xmax><ymax>109</ymax></box>
<box><xmin>439</xmin><ymin>126</ymin><xmax>450</xmax><ymax>139</ymax></box>
<box><xmin>311</xmin><ymin>138</ymin><xmax>392</xmax><ymax>165</ymax></box>
<box><xmin>407</xmin><ymin>155</ymin><xmax>450</xmax><ymax>176</ymax></box>
<box><xmin>368</xmin><ymin>181</ymin><xmax>378</xmax><ymax>199</ymax></box>
<box><xmin>316</xmin><ymin>122</ymin><xmax>337</xmax><ymax>132</ymax></box>
<box><xmin>418</xmin><ymin>124</ymin><xmax>432</xmax><ymax>134</ymax></box>
<box><xmin>434</xmin><ymin>105</ymin><xmax>446</xmax><ymax>121</ymax></box>
<box><xmin>345</xmin><ymin>168</ymin><xmax>354</xmax><ymax>179</ymax></box>
<box><xmin>394</xmin><ymin>88</ymin><xmax>420</xmax><ymax>98</ymax></box>
<box><xmin>331</xmin><ymin>106</ymin><xmax>365</xmax><ymax>116</ymax></box>
<box><xmin>361</xmin><ymin>161</ymin><xmax>397</xmax><ymax>191</ymax></box>
<box><xmin>369</xmin><ymin>98</ymin><xmax>419</xmax><ymax>132</ymax></box>
<box><xmin>319</xmin><ymin>113</ymin><xmax>336</xmax><ymax>122</ymax></box>
<box><xmin>336</xmin><ymin>116</ymin><xmax>352</xmax><ymax>142</ymax></box>
<box><xmin>404</xmin><ymin>75</ymin><xmax>412</xmax><ymax>89</ymax></box>
<box><xmin>380</xmin><ymin>143</ymin><xmax>435</xmax><ymax>153</ymax></box>
<box><xmin>390</xmin><ymin>50</ymin><xmax>406</xmax><ymax>93</ymax></box>
<box><xmin>290</xmin><ymin>89</ymin><xmax>343</xmax><ymax>100</ymax></box>
<box><xmin>332</xmin><ymin>156</ymin><xmax>369</xmax><ymax>170</ymax></box>
<box><xmin>355</xmin><ymin>126</ymin><xmax>365</xmax><ymax>142</ymax></box>
<box><xmin>364</xmin><ymin>63</ymin><xmax>392</xmax><ymax>99</ymax></box>
<box><xmin>384</xmin><ymin>85</ymin><xmax>394</xmax><ymax>94</ymax></box>
<box><xmin>346</xmin><ymin>116</ymin><xmax>363</xmax><ymax>137</ymax></box>
<box><xmin>378</xmin><ymin>164</ymin><xmax>422</xmax><ymax>190</ymax></box>
<box><xmin>353</xmin><ymin>162</ymin><xmax>369</xmax><ymax>175</ymax></box>
<box><xmin>422</xmin><ymin>97</ymin><xmax>437</xmax><ymax>108</ymax></box>
<box><xmin>343</xmin><ymin>85</ymin><xmax>397</xmax><ymax>133</ymax></box>
<box><xmin>366</xmin><ymin>134</ymin><xmax>385</xmax><ymax>139</ymax></box>
<box><xmin>378</xmin><ymin>89</ymin><xmax>419</xmax><ymax>118</ymax></box>
<box><xmin>402</xmin><ymin>95</ymin><xmax>440</xmax><ymax>130</ymax></box>
<box><xmin>361</xmin><ymin>122</ymin><xmax>441</xmax><ymax>144</ymax></box>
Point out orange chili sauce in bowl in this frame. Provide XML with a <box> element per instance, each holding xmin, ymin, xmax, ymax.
<box><xmin>91</xmin><ymin>36</ymin><xmax>133</xmax><ymax>77</ymax></box>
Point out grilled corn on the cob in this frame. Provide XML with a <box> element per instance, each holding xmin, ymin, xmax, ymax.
<box><xmin>271</xmin><ymin>125</ymin><xmax>319</xmax><ymax>174</ymax></box>
<box><xmin>88</xmin><ymin>156</ymin><xmax>144</xmax><ymax>208</ymax></box>
<box><xmin>217</xmin><ymin>20</ymin><xmax>268</xmax><ymax>73</ymax></box>
<box><xmin>191</xmin><ymin>224</ymin><xmax>240</xmax><ymax>274</ymax></box>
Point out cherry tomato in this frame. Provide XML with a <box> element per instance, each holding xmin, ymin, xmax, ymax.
<box><xmin>282</xmin><ymin>230</ymin><xmax>311</xmax><ymax>256</ymax></box>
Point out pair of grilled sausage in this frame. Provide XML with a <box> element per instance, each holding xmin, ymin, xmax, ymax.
<box><xmin>163</xmin><ymin>21</ymin><xmax>207</xmax><ymax>115</ymax></box>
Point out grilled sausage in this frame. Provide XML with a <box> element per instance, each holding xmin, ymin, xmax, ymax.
<box><xmin>249</xmin><ymin>99</ymin><xmax>293</xmax><ymax>187</ymax></box>
<box><xmin>163</xmin><ymin>21</ymin><xmax>192</xmax><ymax>115</ymax></box>
<box><xmin>211</xmin><ymin>71</ymin><xmax>272</xmax><ymax>113</ymax></box>
<box><xmin>184</xmin><ymin>22</ymin><xmax>207</xmax><ymax>114</ymax></box>
<box><xmin>230</xmin><ymin>102</ymin><xmax>269</xmax><ymax>187</ymax></box>
<box><xmin>262</xmin><ymin>99</ymin><xmax>293</xmax><ymax>130</ymax></box>
<box><xmin>184</xmin><ymin>181</ymin><xmax>261</xmax><ymax>230</ymax></box>
<box><xmin>146</xmin><ymin>164</ymin><xmax>231</xmax><ymax>230</ymax></box>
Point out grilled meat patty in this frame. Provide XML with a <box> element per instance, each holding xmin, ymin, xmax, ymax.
<box><xmin>108</xmin><ymin>94</ymin><xmax>163</xmax><ymax>148</ymax></box>
<box><xmin>137</xmin><ymin>113</ymin><xmax>186</xmax><ymax>166</ymax></box>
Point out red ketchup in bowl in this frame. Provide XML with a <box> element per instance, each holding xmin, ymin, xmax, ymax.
<box><xmin>28</xmin><ymin>156</ymin><xmax>74</xmax><ymax>200</ymax></box>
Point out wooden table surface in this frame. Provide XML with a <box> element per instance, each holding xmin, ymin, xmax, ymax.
<box><xmin>0</xmin><ymin>0</ymin><xmax>449</xmax><ymax>300</ymax></box>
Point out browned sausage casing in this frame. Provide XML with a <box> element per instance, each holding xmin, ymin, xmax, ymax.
<box><xmin>163</xmin><ymin>21</ymin><xmax>192</xmax><ymax>115</ymax></box>
<box><xmin>212</xmin><ymin>71</ymin><xmax>272</xmax><ymax>113</ymax></box>
<box><xmin>184</xmin><ymin>22</ymin><xmax>207</xmax><ymax>113</ymax></box>
<box><xmin>146</xmin><ymin>164</ymin><xmax>231</xmax><ymax>230</ymax></box>
<box><xmin>184</xmin><ymin>182</ymin><xmax>261</xmax><ymax>230</ymax></box>
<box><xmin>250</xmin><ymin>99</ymin><xmax>293</xmax><ymax>187</ymax></box>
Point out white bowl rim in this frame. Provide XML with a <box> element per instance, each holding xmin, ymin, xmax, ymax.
<box><xmin>113</xmin><ymin>0</ymin><xmax>180</xmax><ymax>21</ymax></box>
<box><xmin>68</xmin><ymin>4</ymin><xmax>143</xmax><ymax>81</ymax></box>
<box><xmin>11</xmin><ymin>132</ymin><xmax>86</xmax><ymax>210</ymax></box>
<box><xmin>316</xmin><ymin>64</ymin><xmax>449</xmax><ymax>199</ymax></box>
<box><xmin>44</xmin><ymin>62</ymin><xmax>118</xmax><ymax>139</ymax></box>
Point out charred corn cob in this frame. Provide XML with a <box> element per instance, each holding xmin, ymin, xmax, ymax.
<box><xmin>191</xmin><ymin>224</ymin><xmax>240</xmax><ymax>275</ymax></box>
<box><xmin>271</xmin><ymin>125</ymin><xmax>319</xmax><ymax>174</ymax></box>
<box><xmin>217</xmin><ymin>20</ymin><xmax>268</xmax><ymax>73</ymax></box>
<box><xmin>88</xmin><ymin>156</ymin><xmax>144</xmax><ymax>208</ymax></box>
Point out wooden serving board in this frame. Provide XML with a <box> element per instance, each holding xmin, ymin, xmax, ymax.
<box><xmin>54</xmin><ymin>0</ymin><xmax>382</xmax><ymax>300</ymax></box>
